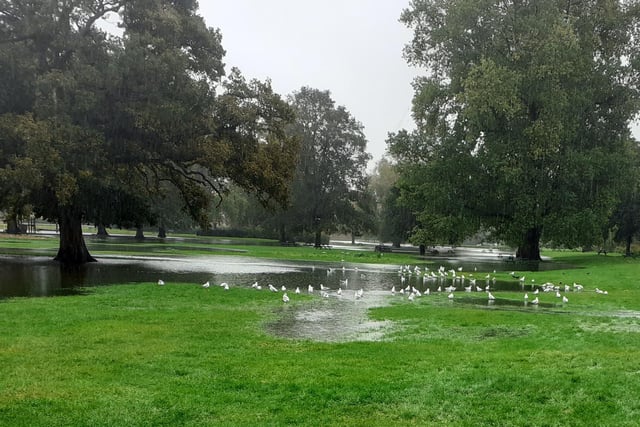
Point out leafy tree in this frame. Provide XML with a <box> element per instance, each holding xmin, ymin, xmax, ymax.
<box><xmin>380</xmin><ymin>185</ymin><xmax>416</xmax><ymax>247</ymax></box>
<box><xmin>368</xmin><ymin>157</ymin><xmax>415</xmax><ymax>245</ymax></box>
<box><xmin>392</xmin><ymin>0</ymin><xmax>640</xmax><ymax>259</ymax></box>
<box><xmin>285</xmin><ymin>87</ymin><xmax>371</xmax><ymax>247</ymax></box>
<box><xmin>340</xmin><ymin>184</ymin><xmax>377</xmax><ymax>244</ymax></box>
<box><xmin>369</xmin><ymin>157</ymin><xmax>398</xmax><ymax>208</ymax></box>
<box><xmin>609</xmin><ymin>142</ymin><xmax>640</xmax><ymax>255</ymax></box>
<box><xmin>0</xmin><ymin>0</ymin><xmax>298</xmax><ymax>263</ymax></box>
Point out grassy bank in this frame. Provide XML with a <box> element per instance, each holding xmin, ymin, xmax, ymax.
<box><xmin>1</xmin><ymin>249</ymin><xmax>639</xmax><ymax>425</ymax></box>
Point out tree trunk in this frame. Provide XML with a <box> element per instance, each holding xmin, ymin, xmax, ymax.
<box><xmin>516</xmin><ymin>227</ymin><xmax>542</xmax><ymax>261</ymax></box>
<box><xmin>55</xmin><ymin>210</ymin><xmax>96</xmax><ymax>264</ymax></box>
<box><xmin>96</xmin><ymin>223</ymin><xmax>109</xmax><ymax>237</ymax></box>
<box><xmin>5</xmin><ymin>214</ymin><xmax>21</xmax><ymax>234</ymax></box>
<box><xmin>625</xmin><ymin>235</ymin><xmax>632</xmax><ymax>257</ymax></box>
<box><xmin>157</xmin><ymin>225</ymin><xmax>166</xmax><ymax>238</ymax></box>
<box><xmin>135</xmin><ymin>226</ymin><xmax>144</xmax><ymax>239</ymax></box>
<box><xmin>314</xmin><ymin>229</ymin><xmax>322</xmax><ymax>248</ymax></box>
<box><xmin>351</xmin><ymin>232</ymin><xmax>356</xmax><ymax>245</ymax></box>
<box><xmin>279</xmin><ymin>224</ymin><xmax>286</xmax><ymax>243</ymax></box>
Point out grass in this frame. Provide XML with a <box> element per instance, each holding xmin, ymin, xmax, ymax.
<box><xmin>0</xmin><ymin>232</ymin><xmax>426</xmax><ymax>265</ymax></box>
<box><xmin>1</xmin><ymin>239</ymin><xmax>640</xmax><ymax>425</ymax></box>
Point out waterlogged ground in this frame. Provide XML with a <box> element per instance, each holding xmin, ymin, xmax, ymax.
<box><xmin>0</xmin><ymin>249</ymin><xmax>599</xmax><ymax>342</ymax></box>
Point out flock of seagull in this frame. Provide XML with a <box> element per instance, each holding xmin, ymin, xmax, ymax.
<box><xmin>156</xmin><ymin>263</ymin><xmax>608</xmax><ymax>307</ymax></box>
<box><xmin>157</xmin><ymin>276</ymin><xmax>364</xmax><ymax>303</ymax></box>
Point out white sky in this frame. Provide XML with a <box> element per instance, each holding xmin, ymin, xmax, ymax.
<box><xmin>199</xmin><ymin>1</ymin><xmax>419</xmax><ymax>168</ymax></box>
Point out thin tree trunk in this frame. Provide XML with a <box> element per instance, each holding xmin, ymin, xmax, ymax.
<box><xmin>55</xmin><ymin>209</ymin><xmax>96</xmax><ymax>264</ymax></box>
<box><xmin>625</xmin><ymin>235</ymin><xmax>632</xmax><ymax>257</ymax></box>
<box><xmin>279</xmin><ymin>223</ymin><xmax>287</xmax><ymax>243</ymax></box>
<box><xmin>314</xmin><ymin>229</ymin><xmax>322</xmax><ymax>248</ymax></box>
<box><xmin>516</xmin><ymin>227</ymin><xmax>542</xmax><ymax>261</ymax></box>
<box><xmin>157</xmin><ymin>225</ymin><xmax>166</xmax><ymax>238</ymax></box>
<box><xmin>135</xmin><ymin>225</ymin><xmax>144</xmax><ymax>239</ymax></box>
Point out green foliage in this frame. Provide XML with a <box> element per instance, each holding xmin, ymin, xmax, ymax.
<box><xmin>282</xmin><ymin>87</ymin><xmax>371</xmax><ymax>243</ymax></box>
<box><xmin>609</xmin><ymin>143</ymin><xmax>640</xmax><ymax>254</ymax></box>
<box><xmin>392</xmin><ymin>0</ymin><xmax>640</xmax><ymax>258</ymax></box>
<box><xmin>0</xmin><ymin>1</ymin><xmax>298</xmax><ymax>263</ymax></box>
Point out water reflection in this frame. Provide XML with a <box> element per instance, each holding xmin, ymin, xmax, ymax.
<box><xmin>0</xmin><ymin>253</ymin><xmax>577</xmax><ymax>341</ymax></box>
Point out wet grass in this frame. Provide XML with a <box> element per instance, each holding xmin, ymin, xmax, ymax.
<box><xmin>1</xmin><ymin>250</ymin><xmax>639</xmax><ymax>425</ymax></box>
<box><xmin>0</xmin><ymin>233</ymin><xmax>423</xmax><ymax>265</ymax></box>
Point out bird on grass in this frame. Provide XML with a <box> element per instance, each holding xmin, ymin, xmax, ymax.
<box><xmin>282</xmin><ymin>293</ymin><xmax>290</xmax><ymax>303</ymax></box>
<box><xmin>487</xmin><ymin>291</ymin><xmax>495</xmax><ymax>301</ymax></box>
<box><xmin>202</xmin><ymin>281</ymin><xmax>210</xmax><ymax>288</ymax></box>
<box><xmin>531</xmin><ymin>297</ymin><xmax>539</xmax><ymax>305</ymax></box>
<box><xmin>157</xmin><ymin>279</ymin><xmax>165</xmax><ymax>286</ymax></box>
<box><xmin>562</xmin><ymin>295</ymin><xmax>569</xmax><ymax>304</ymax></box>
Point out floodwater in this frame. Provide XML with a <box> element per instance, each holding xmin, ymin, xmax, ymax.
<box><xmin>0</xmin><ymin>250</ymin><xmax>577</xmax><ymax>341</ymax></box>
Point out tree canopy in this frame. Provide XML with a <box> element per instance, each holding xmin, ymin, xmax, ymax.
<box><xmin>389</xmin><ymin>0</ymin><xmax>640</xmax><ymax>259</ymax></box>
<box><xmin>283</xmin><ymin>87</ymin><xmax>371</xmax><ymax>247</ymax></box>
<box><xmin>0</xmin><ymin>0</ymin><xmax>298</xmax><ymax>263</ymax></box>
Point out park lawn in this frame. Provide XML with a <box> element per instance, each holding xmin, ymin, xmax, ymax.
<box><xmin>0</xmin><ymin>233</ymin><xmax>425</xmax><ymax>266</ymax></box>
<box><xmin>1</xmin><ymin>252</ymin><xmax>639</xmax><ymax>426</ymax></box>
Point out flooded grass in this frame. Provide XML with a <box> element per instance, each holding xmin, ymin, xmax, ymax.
<box><xmin>1</xmin><ymin>241</ymin><xmax>640</xmax><ymax>425</ymax></box>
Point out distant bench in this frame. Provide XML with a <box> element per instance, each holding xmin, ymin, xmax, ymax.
<box><xmin>374</xmin><ymin>245</ymin><xmax>392</xmax><ymax>253</ymax></box>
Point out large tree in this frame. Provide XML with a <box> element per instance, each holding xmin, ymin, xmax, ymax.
<box><xmin>390</xmin><ymin>0</ymin><xmax>640</xmax><ymax>259</ymax></box>
<box><xmin>285</xmin><ymin>87</ymin><xmax>371</xmax><ymax>247</ymax></box>
<box><xmin>0</xmin><ymin>0</ymin><xmax>298</xmax><ymax>263</ymax></box>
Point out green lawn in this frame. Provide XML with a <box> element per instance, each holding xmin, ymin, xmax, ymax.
<box><xmin>1</xmin><ymin>240</ymin><xmax>639</xmax><ymax>425</ymax></box>
<box><xmin>0</xmin><ymin>232</ymin><xmax>428</xmax><ymax>265</ymax></box>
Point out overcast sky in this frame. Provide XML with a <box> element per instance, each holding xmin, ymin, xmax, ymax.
<box><xmin>199</xmin><ymin>1</ymin><xmax>419</xmax><ymax>167</ymax></box>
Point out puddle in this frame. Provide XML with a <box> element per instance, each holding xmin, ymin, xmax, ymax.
<box><xmin>0</xmin><ymin>251</ymin><xmax>585</xmax><ymax>342</ymax></box>
<box><xmin>267</xmin><ymin>290</ymin><xmax>393</xmax><ymax>342</ymax></box>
